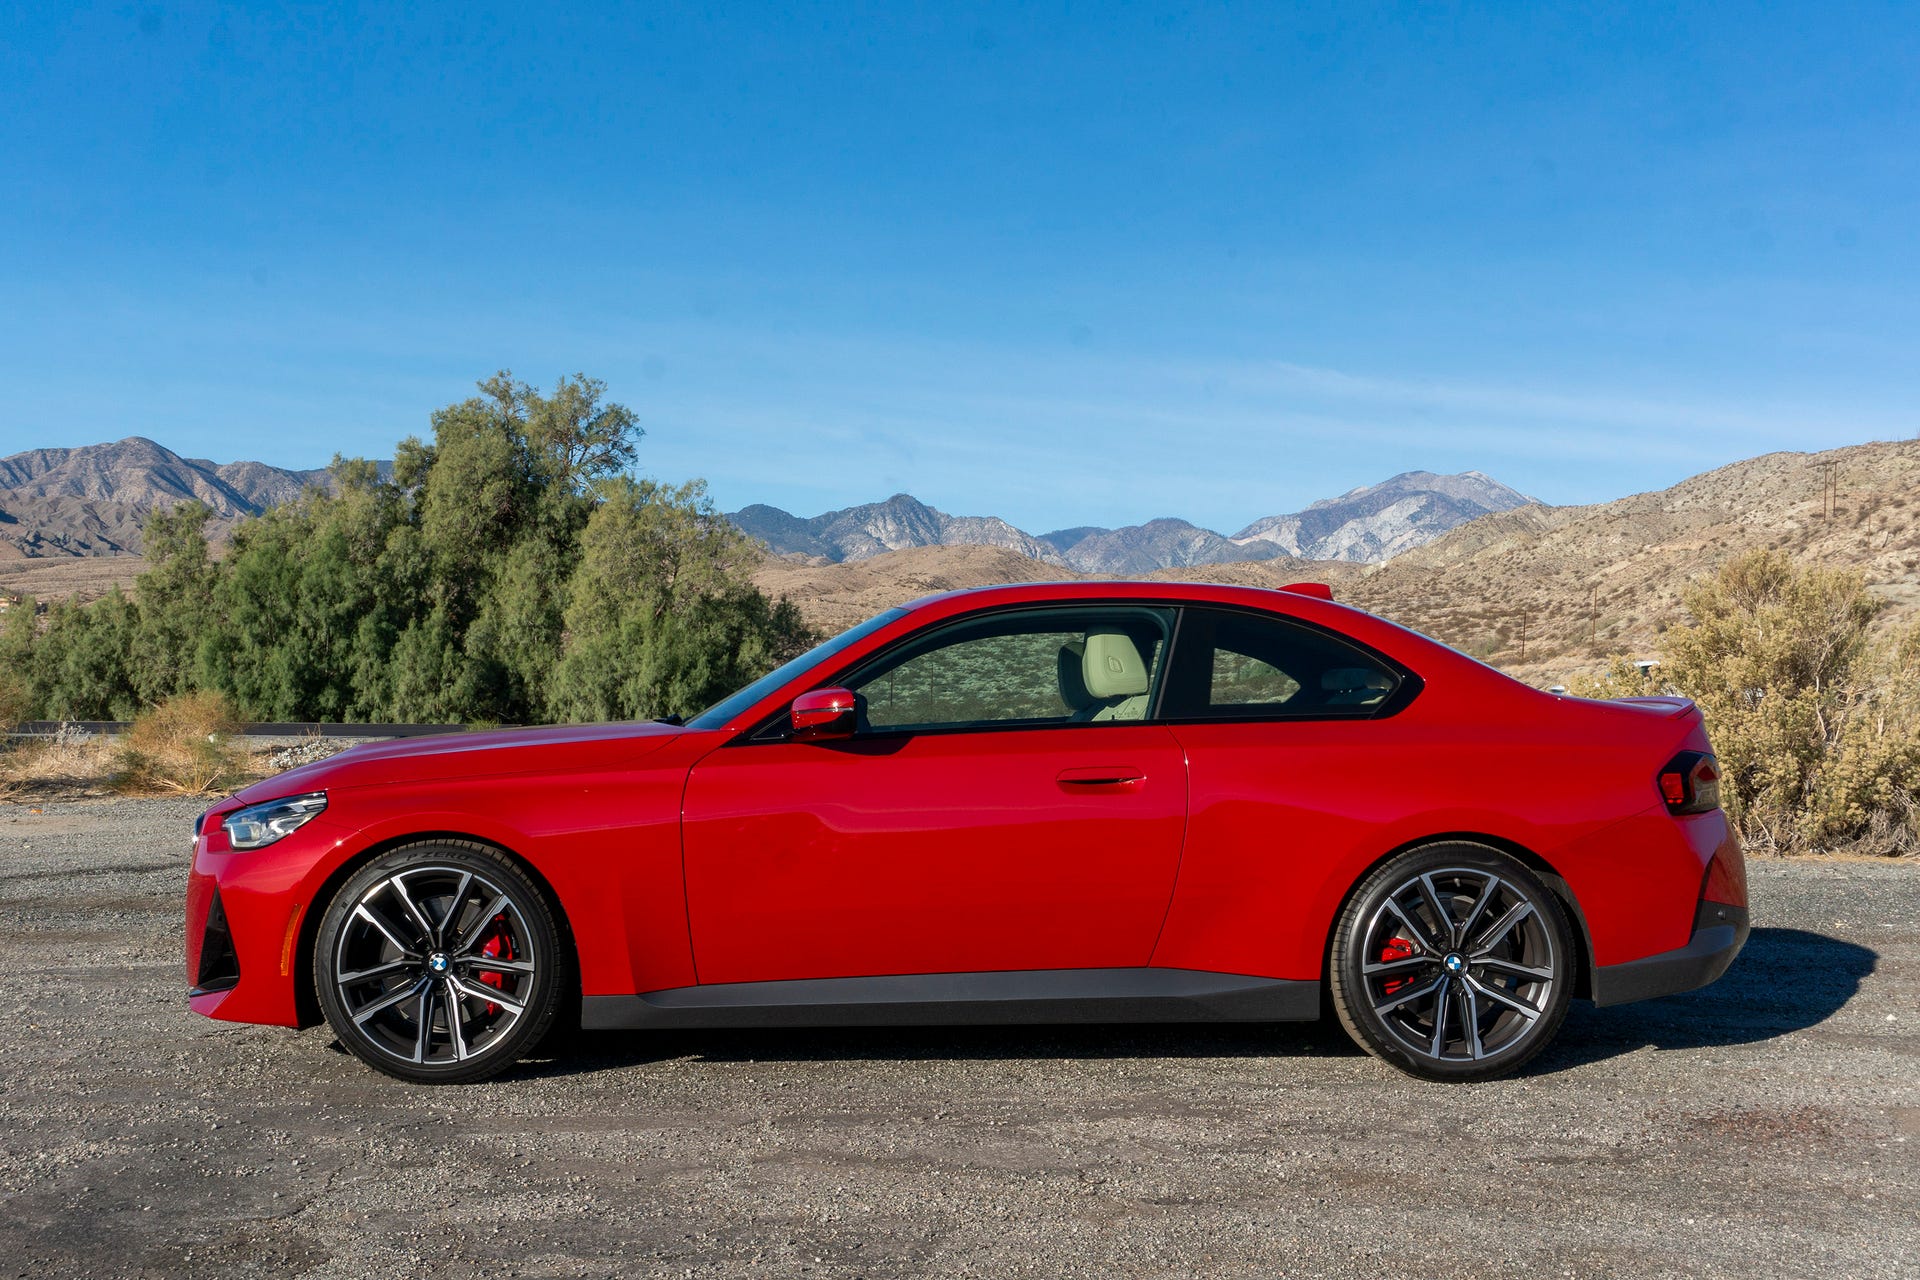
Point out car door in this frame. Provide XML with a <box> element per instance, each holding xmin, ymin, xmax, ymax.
<box><xmin>680</xmin><ymin>605</ymin><xmax>1189</xmax><ymax>986</ymax></box>
<box><xmin>1149</xmin><ymin>606</ymin><xmax>1416</xmax><ymax>979</ymax></box>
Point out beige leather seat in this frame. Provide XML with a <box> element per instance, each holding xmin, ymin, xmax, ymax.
<box><xmin>1081</xmin><ymin>630</ymin><xmax>1150</xmax><ymax>721</ymax></box>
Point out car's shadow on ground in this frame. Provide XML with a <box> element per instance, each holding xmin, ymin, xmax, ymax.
<box><xmin>527</xmin><ymin>1017</ymin><xmax>1366</xmax><ymax>1078</ymax></box>
<box><xmin>513</xmin><ymin>926</ymin><xmax>1875</xmax><ymax>1080</ymax></box>
<box><xmin>1524</xmin><ymin>926</ymin><xmax>1877</xmax><ymax>1075</ymax></box>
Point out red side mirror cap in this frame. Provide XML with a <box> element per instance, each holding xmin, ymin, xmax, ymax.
<box><xmin>791</xmin><ymin>687</ymin><xmax>858</xmax><ymax>740</ymax></box>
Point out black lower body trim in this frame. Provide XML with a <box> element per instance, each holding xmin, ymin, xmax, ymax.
<box><xmin>583</xmin><ymin>967</ymin><xmax>1320</xmax><ymax>1030</ymax></box>
<box><xmin>1590</xmin><ymin>902</ymin><xmax>1750</xmax><ymax>1008</ymax></box>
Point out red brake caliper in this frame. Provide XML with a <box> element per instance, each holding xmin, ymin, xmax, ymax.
<box><xmin>1378</xmin><ymin>937</ymin><xmax>1415</xmax><ymax>995</ymax></box>
<box><xmin>478</xmin><ymin>917</ymin><xmax>513</xmax><ymax>1016</ymax></box>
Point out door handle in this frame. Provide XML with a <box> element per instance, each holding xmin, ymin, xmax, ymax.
<box><xmin>1056</xmin><ymin>766</ymin><xmax>1146</xmax><ymax>790</ymax></box>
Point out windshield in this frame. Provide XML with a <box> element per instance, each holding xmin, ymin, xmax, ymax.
<box><xmin>684</xmin><ymin>608</ymin><xmax>910</xmax><ymax>730</ymax></box>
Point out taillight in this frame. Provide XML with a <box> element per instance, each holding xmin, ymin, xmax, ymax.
<box><xmin>1658</xmin><ymin>751</ymin><xmax>1722</xmax><ymax>815</ymax></box>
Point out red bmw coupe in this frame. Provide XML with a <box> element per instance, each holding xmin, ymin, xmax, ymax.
<box><xmin>186</xmin><ymin>581</ymin><xmax>1748</xmax><ymax>1084</ymax></box>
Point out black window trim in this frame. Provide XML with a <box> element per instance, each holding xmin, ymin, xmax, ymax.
<box><xmin>730</xmin><ymin>597</ymin><xmax>1423</xmax><ymax>745</ymax></box>
<box><xmin>736</xmin><ymin>602</ymin><xmax>1179</xmax><ymax>745</ymax></box>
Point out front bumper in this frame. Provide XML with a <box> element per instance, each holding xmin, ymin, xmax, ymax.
<box><xmin>186</xmin><ymin>814</ymin><xmax>350</xmax><ymax>1028</ymax></box>
<box><xmin>1589</xmin><ymin>899</ymin><xmax>1750</xmax><ymax>1007</ymax></box>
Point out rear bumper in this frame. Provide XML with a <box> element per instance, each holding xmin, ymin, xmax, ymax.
<box><xmin>1589</xmin><ymin>900</ymin><xmax>1749</xmax><ymax>1007</ymax></box>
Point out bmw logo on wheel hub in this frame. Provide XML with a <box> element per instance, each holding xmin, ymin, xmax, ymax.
<box><xmin>1443</xmin><ymin>953</ymin><xmax>1466</xmax><ymax>974</ymax></box>
<box><xmin>427</xmin><ymin>952</ymin><xmax>450</xmax><ymax>974</ymax></box>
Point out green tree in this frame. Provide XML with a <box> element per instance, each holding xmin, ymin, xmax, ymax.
<box><xmin>32</xmin><ymin>590</ymin><xmax>140</xmax><ymax>720</ymax></box>
<box><xmin>129</xmin><ymin>501</ymin><xmax>221</xmax><ymax>704</ymax></box>
<box><xmin>547</xmin><ymin>478</ymin><xmax>814</xmax><ymax>721</ymax></box>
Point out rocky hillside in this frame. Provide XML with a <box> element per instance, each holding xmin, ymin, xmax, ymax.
<box><xmin>1342</xmin><ymin>438</ymin><xmax>1920</xmax><ymax>683</ymax></box>
<box><xmin>0</xmin><ymin>438</ymin><xmax>383</xmax><ymax>557</ymax></box>
<box><xmin>752</xmin><ymin>545</ymin><xmax>1076</xmax><ymax>635</ymax></box>
<box><xmin>730</xmin><ymin>470</ymin><xmax>1529</xmax><ymax>573</ymax></box>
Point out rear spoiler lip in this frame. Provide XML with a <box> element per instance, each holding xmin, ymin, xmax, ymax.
<box><xmin>1609</xmin><ymin>696</ymin><xmax>1698</xmax><ymax>718</ymax></box>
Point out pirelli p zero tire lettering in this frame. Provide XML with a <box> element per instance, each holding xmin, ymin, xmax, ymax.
<box><xmin>313</xmin><ymin>840</ymin><xmax>568</xmax><ymax>1085</ymax></box>
<box><xmin>1330</xmin><ymin>842</ymin><xmax>1575</xmax><ymax>1083</ymax></box>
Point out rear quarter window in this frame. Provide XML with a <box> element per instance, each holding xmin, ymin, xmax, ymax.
<box><xmin>1166</xmin><ymin>607</ymin><xmax>1404</xmax><ymax>720</ymax></box>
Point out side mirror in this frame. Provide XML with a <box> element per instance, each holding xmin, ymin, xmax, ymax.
<box><xmin>790</xmin><ymin>687</ymin><xmax>858</xmax><ymax>740</ymax></box>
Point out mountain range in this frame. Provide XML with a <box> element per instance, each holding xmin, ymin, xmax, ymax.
<box><xmin>0</xmin><ymin>437</ymin><xmax>1531</xmax><ymax>575</ymax></box>
<box><xmin>728</xmin><ymin>470</ymin><xmax>1534</xmax><ymax>574</ymax></box>
<box><xmin>0</xmin><ymin>438</ymin><xmax>384</xmax><ymax>557</ymax></box>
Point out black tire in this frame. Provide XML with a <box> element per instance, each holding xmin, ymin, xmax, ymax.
<box><xmin>314</xmin><ymin>840</ymin><xmax>569</xmax><ymax>1085</ymax></box>
<box><xmin>1329</xmin><ymin>842</ymin><xmax>1574</xmax><ymax>1082</ymax></box>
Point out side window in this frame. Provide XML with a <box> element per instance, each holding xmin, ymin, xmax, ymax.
<box><xmin>1168</xmin><ymin>608</ymin><xmax>1402</xmax><ymax>720</ymax></box>
<box><xmin>1211</xmin><ymin>651</ymin><xmax>1301</xmax><ymax>706</ymax></box>
<box><xmin>842</xmin><ymin>607</ymin><xmax>1174</xmax><ymax>733</ymax></box>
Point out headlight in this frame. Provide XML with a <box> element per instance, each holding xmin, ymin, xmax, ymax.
<box><xmin>222</xmin><ymin>792</ymin><xmax>328</xmax><ymax>850</ymax></box>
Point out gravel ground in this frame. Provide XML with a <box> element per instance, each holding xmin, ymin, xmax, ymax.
<box><xmin>2</xmin><ymin>798</ymin><xmax>1915</xmax><ymax>1279</ymax></box>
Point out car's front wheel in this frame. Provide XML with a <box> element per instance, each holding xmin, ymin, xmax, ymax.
<box><xmin>1329</xmin><ymin>843</ymin><xmax>1574</xmax><ymax>1082</ymax></box>
<box><xmin>314</xmin><ymin>841</ymin><xmax>567</xmax><ymax>1084</ymax></box>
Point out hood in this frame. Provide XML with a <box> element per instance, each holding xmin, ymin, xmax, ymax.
<box><xmin>230</xmin><ymin>720</ymin><xmax>690</xmax><ymax>802</ymax></box>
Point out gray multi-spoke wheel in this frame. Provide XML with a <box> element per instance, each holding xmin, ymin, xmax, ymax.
<box><xmin>314</xmin><ymin>842</ymin><xmax>567</xmax><ymax>1084</ymax></box>
<box><xmin>1330</xmin><ymin>843</ymin><xmax>1574</xmax><ymax>1082</ymax></box>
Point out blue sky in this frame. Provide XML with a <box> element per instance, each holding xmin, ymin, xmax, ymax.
<box><xmin>3</xmin><ymin>2</ymin><xmax>1917</xmax><ymax>534</ymax></box>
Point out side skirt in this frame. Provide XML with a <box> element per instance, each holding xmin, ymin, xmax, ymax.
<box><xmin>582</xmin><ymin>967</ymin><xmax>1320</xmax><ymax>1031</ymax></box>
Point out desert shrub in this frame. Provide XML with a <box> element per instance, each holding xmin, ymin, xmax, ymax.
<box><xmin>1577</xmin><ymin>551</ymin><xmax>1919</xmax><ymax>856</ymax></box>
<box><xmin>114</xmin><ymin>691</ymin><xmax>248</xmax><ymax>796</ymax></box>
<box><xmin>1802</xmin><ymin>626</ymin><xmax>1920</xmax><ymax>854</ymax></box>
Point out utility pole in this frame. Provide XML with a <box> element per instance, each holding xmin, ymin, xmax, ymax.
<box><xmin>1588</xmin><ymin>585</ymin><xmax>1598</xmax><ymax>647</ymax></box>
<box><xmin>1519</xmin><ymin>609</ymin><xmax>1528</xmax><ymax>663</ymax></box>
<box><xmin>1818</xmin><ymin>460</ymin><xmax>1838</xmax><ymax>518</ymax></box>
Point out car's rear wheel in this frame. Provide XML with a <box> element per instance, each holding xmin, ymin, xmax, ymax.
<box><xmin>1329</xmin><ymin>843</ymin><xmax>1573</xmax><ymax>1082</ymax></box>
<box><xmin>314</xmin><ymin>841</ymin><xmax>567</xmax><ymax>1084</ymax></box>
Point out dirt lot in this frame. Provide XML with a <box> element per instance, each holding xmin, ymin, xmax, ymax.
<box><xmin>1</xmin><ymin>798</ymin><xmax>1915</xmax><ymax>1279</ymax></box>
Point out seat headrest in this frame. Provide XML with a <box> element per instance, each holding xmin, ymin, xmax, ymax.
<box><xmin>1057</xmin><ymin>640</ymin><xmax>1093</xmax><ymax>711</ymax></box>
<box><xmin>1320</xmin><ymin>667</ymin><xmax>1391</xmax><ymax>693</ymax></box>
<box><xmin>1083</xmin><ymin>631</ymin><xmax>1149</xmax><ymax>699</ymax></box>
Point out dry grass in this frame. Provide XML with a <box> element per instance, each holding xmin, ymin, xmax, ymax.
<box><xmin>1</xmin><ymin>692</ymin><xmax>262</xmax><ymax>800</ymax></box>
<box><xmin>0</xmin><ymin>727</ymin><xmax>295</xmax><ymax>803</ymax></box>
<box><xmin>112</xmin><ymin>692</ymin><xmax>250</xmax><ymax>796</ymax></box>
<box><xmin>0</xmin><ymin>736</ymin><xmax>124</xmax><ymax>800</ymax></box>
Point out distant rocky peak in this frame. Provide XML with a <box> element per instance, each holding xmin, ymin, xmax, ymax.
<box><xmin>729</xmin><ymin>469</ymin><xmax>1532</xmax><ymax>572</ymax></box>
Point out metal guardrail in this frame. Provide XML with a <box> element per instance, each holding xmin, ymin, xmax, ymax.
<box><xmin>7</xmin><ymin>721</ymin><xmax>473</xmax><ymax>739</ymax></box>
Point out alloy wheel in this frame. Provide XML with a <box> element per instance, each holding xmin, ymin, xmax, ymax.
<box><xmin>1331</xmin><ymin>845</ymin><xmax>1574</xmax><ymax>1081</ymax></box>
<box><xmin>318</xmin><ymin>848</ymin><xmax>561</xmax><ymax>1081</ymax></box>
<box><xmin>1360</xmin><ymin>866</ymin><xmax>1557</xmax><ymax>1063</ymax></box>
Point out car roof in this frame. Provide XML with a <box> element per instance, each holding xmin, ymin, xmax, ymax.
<box><xmin>895</xmin><ymin>579</ymin><xmax>1360</xmax><ymax>619</ymax></box>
